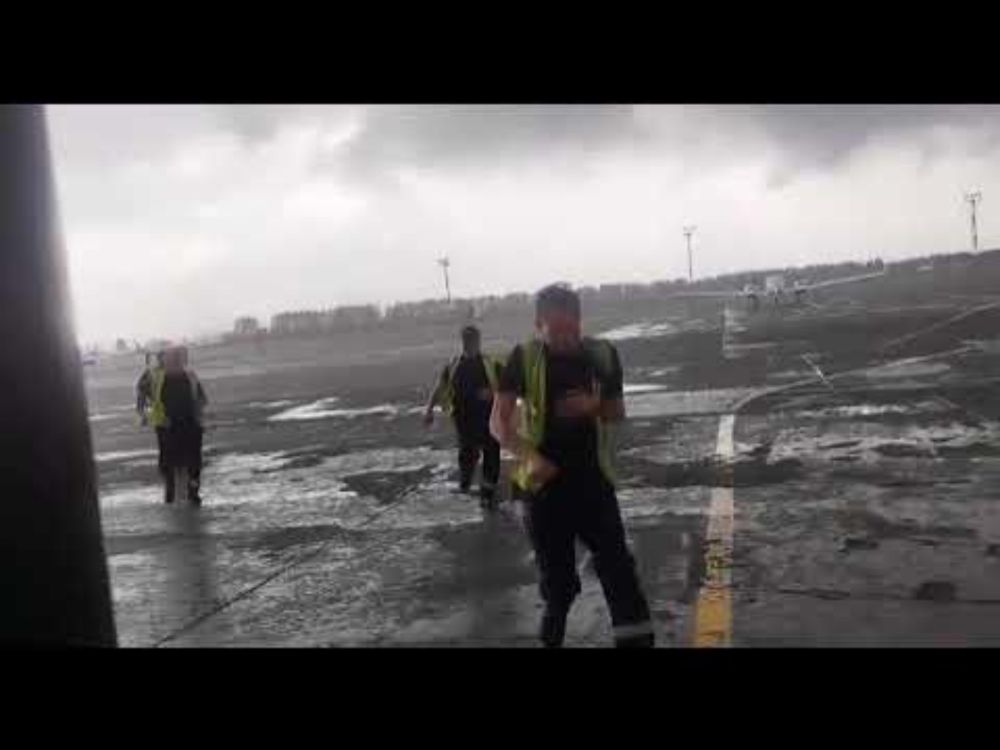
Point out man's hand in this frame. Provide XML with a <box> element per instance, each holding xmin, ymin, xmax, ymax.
<box><xmin>554</xmin><ymin>389</ymin><xmax>601</xmax><ymax>420</ymax></box>
<box><xmin>526</xmin><ymin>449</ymin><xmax>560</xmax><ymax>491</ymax></box>
<box><xmin>490</xmin><ymin>392</ymin><xmax>518</xmax><ymax>448</ymax></box>
<box><xmin>476</xmin><ymin>387</ymin><xmax>493</xmax><ymax>402</ymax></box>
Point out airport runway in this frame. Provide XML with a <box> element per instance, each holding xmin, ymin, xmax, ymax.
<box><xmin>86</xmin><ymin>279</ymin><xmax>1000</xmax><ymax>647</ymax></box>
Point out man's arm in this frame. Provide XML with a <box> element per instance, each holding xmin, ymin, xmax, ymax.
<box><xmin>191</xmin><ymin>376</ymin><xmax>208</xmax><ymax>428</ymax></box>
<box><xmin>490</xmin><ymin>346</ymin><xmax>524</xmax><ymax>448</ymax></box>
<box><xmin>491</xmin><ymin>346</ymin><xmax>560</xmax><ymax>490</ymax></box>
<box><xmin>423</xmin><ymin>364</ymin><xmax>450</xmax><ymax>424</ymax></box>
<box><xmin>136</xmin><ymin>371</ymin><xmax>151</xmax><ymax>419</ymax></box>
<box><xmin>491</xmin><ymin>393</ymin><xmax>560</xmax><ymax>489</ymax></box>
<box><xmin>489</xmin><ymin>391</ymin><xmax>520</xmax><ymax>450</ymax></box>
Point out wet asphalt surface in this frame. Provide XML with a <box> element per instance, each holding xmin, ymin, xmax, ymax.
<box><xmin>85</xmin><ymin>270</ymin><xmax>1000</xmax><ymax>647</ymax></box>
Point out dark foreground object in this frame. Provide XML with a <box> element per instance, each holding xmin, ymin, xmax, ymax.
<box><xmin>0</xmin><ymin>105</ymin><xmax>117</xmax><ymax>646</ymax></box>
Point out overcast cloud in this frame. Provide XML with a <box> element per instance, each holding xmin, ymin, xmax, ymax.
<box><xmin>47</xmin><ymin>104</ymin><xmax>1000</xmax><ymax>346</ymax></box>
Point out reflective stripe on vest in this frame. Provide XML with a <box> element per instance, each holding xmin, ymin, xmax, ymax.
<box><xmin>149</xmin><ymin>368</ymin><xmax>167</xmax><ymax>428</ymax></box>
<box><xmin>512</xmin><ymin>337</ymin><xmax>617</xmax><ymax>493</ymax></box>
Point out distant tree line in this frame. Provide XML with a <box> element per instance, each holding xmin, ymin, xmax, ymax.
<box><xmin>227</xmin><ymin>248</ymin><xmax>998</xmax><ymax>341</ymax></box>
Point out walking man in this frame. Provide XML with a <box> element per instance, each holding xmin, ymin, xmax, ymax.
<box><xmin>490</xmin><ymin>284</ymin><xmax>654</xmax><ymax>647</ymax></box>
<box><xmin>424</xmin><ymin>325</ymin><xmax>503</xmax><ymax>510</ymax></box>
<box><xmin>151</xmin><ymin>346</ymin><xmax>208</xmax><ymax>505</ymax></box>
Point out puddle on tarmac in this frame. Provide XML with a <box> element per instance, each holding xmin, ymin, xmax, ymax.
<box><xmin>626</xmin><ymin>388</ymin><xmax>755</xmax><ymax>418</ymax></box>
<box><xmin>768</xmin><ymin>420</ymin><xmax>1000</xmax><ymax>465</ymax></box>
<box><xmin>247</xmin><ymin>399</ymin><xmax>297</xmax><ymax>409</ymax></box>
<box><xmin>96</xmin><ymin>449</ymin><xmax>159</xmax><ymax>463</ymax></box>
<box><xmin>88</xmin><ymin>404</ymin><xmax>135</xmax><ymax>423</ymax></box>
<box><xmin>624</xmin><ymin>383</ymin><xmax>669</xmax><ymax>395</ymax></box>
<box><xmin>600</xmin><ymin>321</ymin><xmax>679</xmax><ymax>341</ymax></box>
<box><xmin>794</xmin><ymin>402</ymin><xmax>944</xmax><ymax>420</ymax></box>
<box><xmin>647</xmin><ymin>366</ymin><xmax>682</xmax><ymax>378</ymax></box>
<box><xmin>768</xmin><ymin>370</ymin><xmax>814</xmax><ymax>383</ymax></box>
<box><xmin>865</xmin><ymin>361</ymin><xmax>952</xmax><ymax>380</ymax></box>
<box><xmin>599</xmin><ymin>318</ymin><xmax>715</xmax><ymax>341</ymax></box>
<box><xmin>269</xmin><ymin>397</ymin><xmax>417</xmax><ymax>422</ymax></box>
<box><xmin>617</xmin><ymin>486</ymin><xmax>707</xmax><ymax>518</ymax></box>
<box><xmin>624</xmin><ymin>442</ymin><xmax>802</xmax><ymax>488</ymax></box>
<box><xmin>100</xmin><ymin>445</ymin><xmax>458</xmax><ymax>536</ymax></box>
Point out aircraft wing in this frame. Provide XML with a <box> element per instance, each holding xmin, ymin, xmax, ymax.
<box><xmin>667</xmin><ymin>289</ymin><xmax>751</xmax><ymax>299</ymax></box>
<box><xmin>795</xmin><ymin>270</ymin><xmax>886</xmax><ymax>292</ymax></box>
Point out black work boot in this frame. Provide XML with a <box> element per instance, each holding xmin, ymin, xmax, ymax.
<box><xmin>614</xmin><ymin>622</ymin><xmax>656</xmax><ymax>648</ymax></box>
<box><xmin>163</xmin><ymin>474</ymin><xmax>175</xmax><ymax>504</ymax></box>
<box><xmin>616</xmin><ymin>633</ymin><xmax>655</xmax><ymax>648</ymax></box>
<box><xmin>188</xmin><ymin>479</ymin><xmax>202</xmax><ymax>507</ymax></box>
<box><xmin>479</xmin><ymin>485</ymin><xmax>497</xmax><ymax>511</ymax></box>
<box><xmin>540</xmin><ymin>609</ymin><xmax>568</xmax><ymax>648</ymax></box>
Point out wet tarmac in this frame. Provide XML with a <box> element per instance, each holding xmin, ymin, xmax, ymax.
<box><xmin>85</xmin><ymin>273</ymin><xmax>1000</xmax><ymax>647</ymax></box>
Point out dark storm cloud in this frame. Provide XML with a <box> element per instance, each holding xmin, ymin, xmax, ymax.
<box><xmin>209</xmin><ymin>104</ymin><xmax>359</xmax><ymax>144</ymax></box>
<box><xmin>722</xmin><ymin>105</ymin><xmax>1000</xmax><ymax>184</ymax></box>
<box><xmin>62</xmin><ymin>104</ymin><xmax>997</xmax><ymax>192</ymax></box>
<box><xmin>325</xmin><ymin>105</ymin><xmax>643</xmax><ymax>183</ymax></box>
<box><xmin>302</xmin><ymin>104</ymin><xmax>1000</xmax><ymax>189</ymax></box>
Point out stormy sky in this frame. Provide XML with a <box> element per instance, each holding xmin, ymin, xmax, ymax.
<box><xmin>47</xmin><ymin>104</ymin><xmax>1000</xmax><ymax>346</ymax></box>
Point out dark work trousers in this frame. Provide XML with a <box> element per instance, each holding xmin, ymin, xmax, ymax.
<box><xmin>454</xmin><ymin>414</ymin><xmax>500</xmax><ymax>498</ymax></box>
<box><xmin>525</xmin><ymin>469</ymin><xmax>654</xmax><ymax>648</ymax></box>
<box><xmin>162</xmin><ymin>425</ymin><xmax>204</xmax><ymax>503</ymax></box>
<box><xmin>156</xmin><ymin>427</ymin><xmax>169</xmax><ymax>477</ymax></box>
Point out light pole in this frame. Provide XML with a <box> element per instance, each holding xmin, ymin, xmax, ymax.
<box><xmin>683</xmin><ymin>225</ymin><xmax>697</xmax><ymax>283</ymax></box>
<box><xmin>437</xmin><ymin>256</ymin><xmax>452</xmax><ymax>303</ymax></box>
<box><xmin>965</xmin><ymin>191</ymin><xmax>982</xmax><ymax>253</ymax></box>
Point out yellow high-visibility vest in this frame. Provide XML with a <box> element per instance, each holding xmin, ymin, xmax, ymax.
<box><xmin>149</xmin><ymin>367</ymin><xmax>167</xmax><ymax>428</ymax></box>
<box><xmin>511</xmin><ymin>337</ymin><xmax>617</xmax><ymax>493</ymax></box>
<box><xmin>440</xmin><ymin>353</ymin><xmax>503</xmax><ymax>416</ymax></box>
<box><xmin>149</xmin><ymin>369</ymin><xmax>203</xmax><ymax>428</ymax></box>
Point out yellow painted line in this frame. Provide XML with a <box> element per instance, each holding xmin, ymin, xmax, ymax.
<box><xmin>693</xmin><ymin>414</ymin><xmax>735</xmax><ymax>647</ymax></box>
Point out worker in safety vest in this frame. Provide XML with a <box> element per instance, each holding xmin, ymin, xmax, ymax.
<box><xmin>490</xmin><ymin>284</ymin><xmax>654</xmax><ymax>648</ymax></box>
<box><xmin>136</xmin><ymin>349</ymin><xmax>169</xmax><ymax>489</ymax></box>
<box><xmin>424</xmin><ymin>325</ymin><xmax>504</xmax><ymax>510</ymax></box>
<box><xmin>136</xmin><ymin>350</ymin><xmax>164</xmax><ymax>426</ymax></box>
<box><xmin>150</xmin><ymin>345</ymin><xmax>208</xmax><ymax>505</ymax></box>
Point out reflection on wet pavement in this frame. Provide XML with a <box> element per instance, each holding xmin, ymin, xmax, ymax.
<box><xmin>101</xmin><ymin>411</ymin><xmax>710</xmax><ymax>647</ymax></box>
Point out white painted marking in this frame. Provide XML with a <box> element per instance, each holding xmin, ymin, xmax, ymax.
<box><xmin>716</xmin><ymin>414</ymin><xmax>735</xmax><ymax>460</ymax></box>
<box><xmin>600</xmin><ymin>321</ymin><xmax>679</xmax><ymax>341</ymax></box>
<box><xmin>693</xmin><ymin>412</ymin><xmax>736</xmax><ymax>647</ymax></box>
<box><xmin>623</xmin><ymin>383</ymin><xmax>669</xmax><ymax>395</ymax></box>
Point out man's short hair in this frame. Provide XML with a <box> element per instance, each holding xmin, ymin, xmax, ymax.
<box><xmin>461</xmin><ymin>325</ymin><xmax>480</xmax><ymax>340</ymax></box>
<box><xmin>536</xmin><ymin>283</ymin><xmax>581</xmax><ymax>319</ymax></box>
